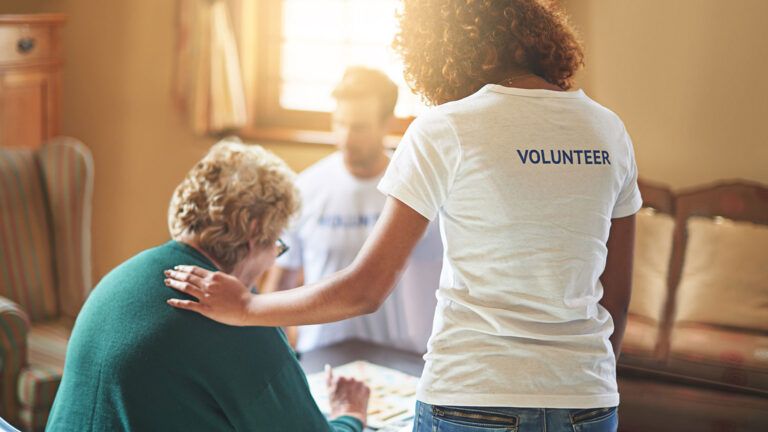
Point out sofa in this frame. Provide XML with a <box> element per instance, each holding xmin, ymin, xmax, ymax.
<box><xmin>617</xmin><ymin>180</ymin><xmax>768</xmax><ymax>431</ymax></box>
<box><xmin>0</xmin><ymin>138</ymin><xmax>93</xmax><ymax>431</ymax></box>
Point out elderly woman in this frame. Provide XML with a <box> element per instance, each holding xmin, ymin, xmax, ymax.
<box><xmin>46</xmin><ymin>141</ymin><xmax>369</xmax><ymax>431</ymax></box>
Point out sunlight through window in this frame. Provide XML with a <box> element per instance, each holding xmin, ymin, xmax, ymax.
<box><xmin>280</xmin><ymin>0</ymin><xmax>426</xmax><ymax>118</ymax></box>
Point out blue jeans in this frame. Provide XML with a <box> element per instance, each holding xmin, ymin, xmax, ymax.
<box><xmin>413</xmin><ymin>401</ymin><xmax>618</xmax><ymax>432</ymax></box>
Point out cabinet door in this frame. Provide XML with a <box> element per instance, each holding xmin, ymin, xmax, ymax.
<box><xmin>0</xmin><ymin>68</ymin><xmax>59</xmax><ymax>148</ymax></box>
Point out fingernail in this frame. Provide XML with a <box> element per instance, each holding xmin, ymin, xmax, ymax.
<box><xmin>174</xmin><ymin>266</ymin><xmax>180</xmax><ymax>270</ymax></box>
<box><xmin>164</xmin><ymin>279</ymin><xmax>170</xmax><ymax>285</ymax></box>
<box><xmin>164</xmin><ymin>270</ymin><xmax>170</xmax><ymax>276</ymax></box>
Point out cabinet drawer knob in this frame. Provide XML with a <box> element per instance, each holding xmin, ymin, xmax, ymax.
<box><xmin>17</xmin><ymin>37</ymin><xmax>36</xmax><ymax>54</ymax></box>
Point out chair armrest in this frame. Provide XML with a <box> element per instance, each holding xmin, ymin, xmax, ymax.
<box><xmin>0</xmin><ymin>296</ymin><xmax>29</xmax><ymax>423</ymax></box>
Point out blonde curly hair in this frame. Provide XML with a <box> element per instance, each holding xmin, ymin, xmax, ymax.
<box><xmin>168</xmin><ymin>139</ymin><xmax>300</xmax><ymax>272</ymax></box>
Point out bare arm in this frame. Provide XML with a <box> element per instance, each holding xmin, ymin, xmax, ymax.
<box><xmin>165</xmin><ymin>197</ymin><xmax>429</xmax><ymax>327</ymax></box>
<box><xmin>260</xmin><ymin>266</ymin><xmax>302</xmax><ymax>347</ymax></box>
<box><xmin>598</xmin><ymin>214</ymin><xmax>636</xmax><ymax>360</ymax></box>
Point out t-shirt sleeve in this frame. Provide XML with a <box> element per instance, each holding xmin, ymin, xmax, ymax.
<box><xmin>612</xmin><ymin>129</ymin><xmax>643</xmax><ymax>218</ymax></box>
<box><xmin>378</xmin><ymin>111</ymin><xmax>461</xmax><ymax>221</ymax></box>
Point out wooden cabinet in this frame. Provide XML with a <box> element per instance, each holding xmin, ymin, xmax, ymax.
<box><xmin>0</xmin><ymin>14</ymin><xmax>65</xmax><ymax>148</ymax></box>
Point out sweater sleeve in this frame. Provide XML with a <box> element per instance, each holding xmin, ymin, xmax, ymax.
<box><xmin>329</xmin><ymin>415</ymin><xmax>364</xmax><ymax>432</ymax></box>
<box><xmin>223</xmin><ymin>358</ymin><xmax>363</xmax><ymax>432</ymax></box>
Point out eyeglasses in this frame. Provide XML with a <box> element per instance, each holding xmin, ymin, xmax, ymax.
<box><xmin>276</xmin><ymin>238</ymin><xmax>289</xmax><ymax>258</ymax></box>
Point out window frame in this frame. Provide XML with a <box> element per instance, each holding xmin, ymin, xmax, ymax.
<box><xmin>239</xmin><ymin>0</ymin><xmax>413</xmax><ymax>144</ymax></box>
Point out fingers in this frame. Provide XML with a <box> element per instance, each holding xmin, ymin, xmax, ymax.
<box><xmin>325</xmin><ymin>364</ymin><xmax>334</xmax><ymax>387</ymax></box>
<box><xmin>173</xmin><ymin>265</ymin><xmax>212</xmax><ymax>279</ymax></box>
<box><xmin>166</xmin><ymin>298</ymin><xmax>209</xmax><ymax>314</ymax></box>
<box><xmin>165</xmin><ymin>269</ymin><xmax>205</xmax><ymax>288</ymax></box>
<box><xmin>164</xmin><ymin>277</ymin><xmax>207</xmax><ymax>300</ymax></box>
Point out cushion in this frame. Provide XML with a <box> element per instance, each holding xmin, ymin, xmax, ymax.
<box><xmin>667</xmin><ymin>324</ymin><xmax>768</xmax><ymax>391</ymax></box>
<box><xmin>38</xmin><ymin>138</ymin><xmax>94</xmax><ymax>320</ymax></box>
<box><xmin>17</xmin><ymin>320</ymin><xmax>71</xmax><ymax>409</ymax></box>
<box><xmin>628</xmin><ymin>208</ymin><xmax>674</xmax><ymax>323</ymax></box>
<box><xmin>0</xmin><ymin>148</ymin><xmax>59</xmax><ymax>321</ymax></box>
<box><xmin>674</xmin><ymin>216</ymin><xmax>768</xmax><ymax>330</ymax></box>
<box><xmin>621</xmin><ymin>316</ymin><xmax>661</xmax><ymax>359</ymax></box>
<box><xmin>19</xmin><ymin>404</ymin><xmax>51</xmax><ymax>432</ymax></box>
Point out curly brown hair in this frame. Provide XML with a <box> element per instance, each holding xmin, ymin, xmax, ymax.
<box><xmin>168</xmin><ymin>138</ymin><xmax>300</xmax><ymax>272</ymax></box>
<box><xmin>393</xmin><ymin>0</ymin><xmax>584</xmax><ymax>105</ymax></box>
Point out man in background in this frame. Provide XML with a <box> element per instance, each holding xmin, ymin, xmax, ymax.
<box><xmin>262</xmin><ymin>67</ymin><xmax>442</xmax><ymax>354</ymax></box>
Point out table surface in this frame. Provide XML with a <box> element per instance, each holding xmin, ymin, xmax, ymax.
<box><xmin>300</xmin><ymin>339</ymin><xmax>426</xmax><ymax>377</ymax></box>
<box><xmin>299</xmin><ymin>339</ymin><xmax>424</xmax><ymax>431</ymax></box>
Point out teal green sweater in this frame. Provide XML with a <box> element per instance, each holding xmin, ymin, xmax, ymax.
<box><xmin>46</xmin><ymin>241</ymin><xmax>362</xmax><ymax>432</ymax></box>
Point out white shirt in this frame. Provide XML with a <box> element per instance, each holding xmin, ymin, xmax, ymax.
<box><xmin>378</xmin><ymin>84</ymin><xmax>642</xmax><ymax>409</ymax></box>
<box><xmin>277</xmin><ymin>152</ymin><xmax>443</xmax><ymax>353</ymax></box>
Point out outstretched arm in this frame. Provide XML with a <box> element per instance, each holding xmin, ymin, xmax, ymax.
<box><xmin>165</xmin><ymin>197</ymin><xmax>430</xmax><ymax>327</ymax></box>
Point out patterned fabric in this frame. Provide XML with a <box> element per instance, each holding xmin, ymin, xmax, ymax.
<box><xmin>675</xmin><ymin>216</ymin><xmax>768</xmax><ymax>331</ymax></box>
<box><xmin>19</xmin><ymin>405</ymin><xmax>50</xmax><ymax>432</ymax></box>
<box><xmin>0</xmin><ymin>297</ymin><xmax>29</xmax><ymax>426</ymax></box>
<box><xmin>38</xmin><ymin>138</ymin><xmax>94</xmax><ymax>320</ymax></box>
<box><xmin>668</xmin><ymin>324</ymin><xmax>768</xmax><ymax>392</ymax></box>
<box><xmin>16</xmin><ymin>319</ymin><xmax>71</xmax><ymax>432</ymax></box>
<box><xmin>0</xmin><ymin>148</ymin><xmax>59</xmax><ymax>321</ymax></box>
<box><xmin>0</xmin><ymin>139</ymin><xmax>92</xmax><ymax>431</ymax></box>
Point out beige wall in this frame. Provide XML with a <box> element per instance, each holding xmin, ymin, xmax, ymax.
<box><xmin>2</xmin><ymin>0</ymin><xmax>334</xmax><ymax>279</ymax></box>
<box><xmin>3</xmin><ymin>0</ymin><xmax>766</xmax><ymax>280</ymax></box>
<box><xmin>564</xmin><ymin>0</ymin><xmax>768</xmax><ymax>188</ymax></box>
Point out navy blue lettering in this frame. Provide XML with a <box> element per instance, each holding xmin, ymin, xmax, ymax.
<box><xmin>584</xmin><ymin>150</ymin><xmax>593</xmax><ymax>164</ymax></box>
<box><xmin>542</xmin><ymin>149</ymin><xmax>551</xmax><ymax>164</ymax></box>
<box><xmin>529</xmin><ymin>150</ymin><xmax>541</xmax><ymax>164</ymax></box>
<box><xmin>562</xmin><ymin>151</ymin><xmax>573</xmax><ymax>164</ymax></box>
<box><xmin>550</xmin><ymin>150</ymin><xmax>561</xmax><ymax>164</ymax></box>
<box><xmin>602</xmin><ymin>151</ymin><xmax>611</xmax><ymax>165</ymax></box>
<box><xmin>516</xmin><ymin>149</ymin><xmax>529</xmax><ymax>164</ymax></box>
<box><xmin>592</xmin><ymin>150</ymin><xmax>602</xmax><ymax>164</ymax></box>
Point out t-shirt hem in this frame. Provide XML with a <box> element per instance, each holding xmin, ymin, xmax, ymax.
<box><xmin>417</xmin><ymin>390</ymin><xmax>620</xmax><ymax>409</ymax></box>
<box><xmin>612</xmin><ymin>191</ymin><xmax>643</xmax><ymax>219</ymax></box>
<box><xmin>377</xmin><ymin>178</ymin><xmax>437</xmax><ymax>221</ymax></box>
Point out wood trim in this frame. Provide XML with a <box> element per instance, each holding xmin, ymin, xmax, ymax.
<box><xmin>238</xmin><ymin>126</ymin><xmax>403</xmax><ymax>149</ymax></box>
<box><xmin>0</xmin><ymin>14</ymin><xmax>67</xmax><ymax>24</ymax></box>
<box><xmin>638</xmin><ymin>179</ymin><xmax>674</xmax><ymax>215</ymax></box>
<box><xmin>675</xmin><ymin>181</ymin><xmax>768</xmax><ymax>225</ymax></box>
<box><xmin>247</xmin><ymin>1</ymin><xmax>416</xmax><ymax>136</ymax></box>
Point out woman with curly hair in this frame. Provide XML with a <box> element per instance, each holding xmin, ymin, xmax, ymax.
<box><xmin>165</xmin><ymin>2</ymin><xmax>639</xmax><ymax>431</ymax></box>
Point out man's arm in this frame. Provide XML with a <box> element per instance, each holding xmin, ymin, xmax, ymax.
<box><xmin>599</xmin><ymin>214</ymin><xmax>636</xmax><ymax>360</ymax></box>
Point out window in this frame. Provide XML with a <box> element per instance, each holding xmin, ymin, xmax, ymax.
<box><xmin>243</xmin><ymin>0</ymin><xmax>425</xmax><ymax>139</ymax></box>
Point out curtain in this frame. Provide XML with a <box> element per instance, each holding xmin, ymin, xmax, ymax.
<box><xmin>173</xmin><ymin>0</ymin><xmax>247</xmax><ymax>135</ymax></box>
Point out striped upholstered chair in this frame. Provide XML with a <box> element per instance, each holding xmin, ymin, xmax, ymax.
<box><xmin>0</xmin><ymin>137</ymin><xmax>93</xmax><ymax>431</ymax></box>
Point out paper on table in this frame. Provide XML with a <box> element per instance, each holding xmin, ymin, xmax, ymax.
<box><xmin>307</xmin><ymin>360</ymin><xmax>419</xmax><ymax>430</ymax></box>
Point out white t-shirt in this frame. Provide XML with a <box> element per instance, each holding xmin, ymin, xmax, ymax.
<box><xmin>277</xmin><ymin>152</ymin><xmax>443</xmax><ymax>353</ymax></box>
<box><xmin>378</xmin><ymin>84</ymin><xmax>642</xmax><ymax>409</ymax></box>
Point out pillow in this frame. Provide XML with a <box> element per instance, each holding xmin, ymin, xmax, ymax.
<box><xmin>628</xmin><ymin>208</ymin><xmax>675</xmax><ymax>323</ymax></box>
<box><xmin>674</xmin><ymin>216</ymin><xmax>768</xmax><ymax>331</ymax></box>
